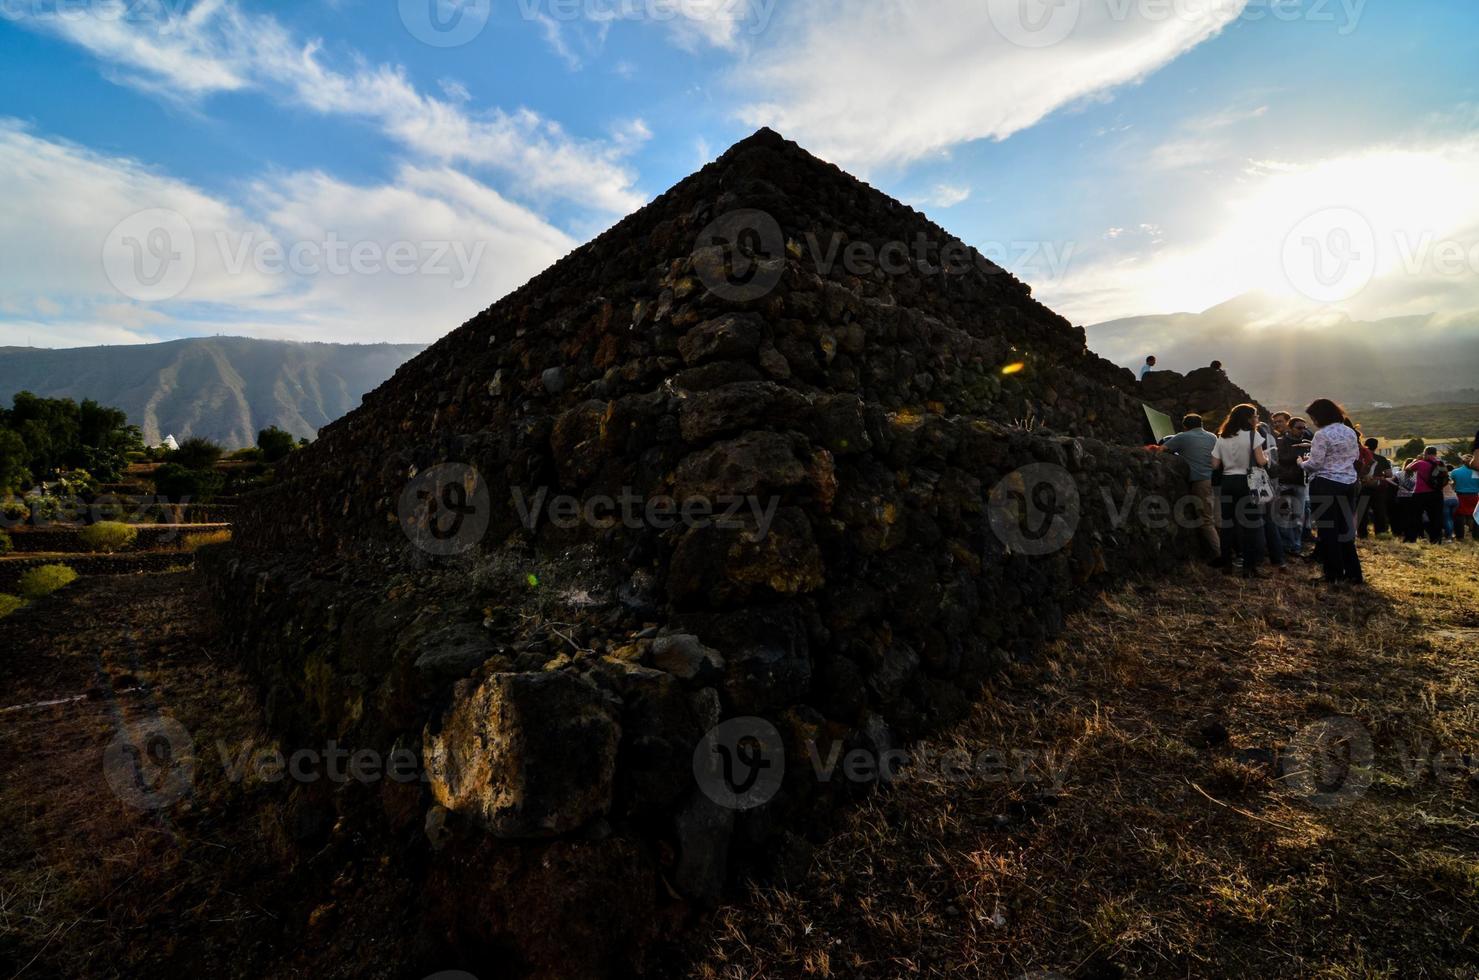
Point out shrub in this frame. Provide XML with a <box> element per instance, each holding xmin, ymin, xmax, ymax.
<box><xmin>79</xmin><ymin>521</ymin><xmax>138</xmax><ymax>553</ymax></box>
<box><xmin>169</xmin><ymin>436</ymin><xmax>224</xmax><ymax>471</ymax></box>
<box><xmin>152</xmin><ymin>463</ymin><xmax>225</xmax><ymax>503</ymax></box>
<box><xmin>1</xmin><ymin>497</ymin><xmax>27</xmax><ymax>524</ymax></box>
<box><xmin>182</xmin><ymin>528</ymin><xmax>232</xmax><ymax>551</ymax></box>
<box><xmin>0</xmin><ymin>529</ymin><xmax>11</xmax><ymax>555</ymax></box>
<box><xmin>256</xmin><ymin>425</ymin><xmax>297</xmax><ymax>463</ymax></box>
<box><xmin>0</xmin><ymin>594</ymin><xmax>22</xmax><ymax>619</ymax></box>
<box><xmin>18</xmin><ymin>564</ymin><xmax>78</xmax><ymax>599</ymax></box>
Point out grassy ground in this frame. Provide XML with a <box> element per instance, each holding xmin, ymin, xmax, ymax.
<box><xmin>681</xmin><ymin>538</ymin><xmax>1479</xmax><ymax>979</ymax></box>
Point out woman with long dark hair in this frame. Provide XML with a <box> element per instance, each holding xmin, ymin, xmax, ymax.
<box><xmin>1211</xmin><ymin>403</ymin><xmax>1269</xmax><ymax>577</ymax></box>
<box><xmin>1299</xmin><ymin>398</ymin><xmax>1364</xmax><ymax>585</ymax></box>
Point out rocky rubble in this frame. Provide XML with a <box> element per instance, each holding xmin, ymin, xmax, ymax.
<box><xmin>205</xmin><ymin>129</ymin><xmax>1210</xmax><ymax>977</ymax></box>
<box><xmin>1140</xmin><ymin>365</ymin><xmax>1269</xmax><ymax>432</ymax></box>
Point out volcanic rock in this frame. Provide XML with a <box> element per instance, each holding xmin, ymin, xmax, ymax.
<box><xmin>204</xmin><ymin>128</ymin><xmax>1218</xmax><ymax>976</ymax></box>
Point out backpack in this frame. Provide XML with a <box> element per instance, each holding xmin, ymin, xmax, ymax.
<box><xmin>1430</xmin><ymin>465</ymin><xmax>1450</xmax><ymax>491</ymax></box>
<box><xmin>1355</xmin><ymin>445</ymin><xmax>1375</xmax><ymax>481</ymax></box>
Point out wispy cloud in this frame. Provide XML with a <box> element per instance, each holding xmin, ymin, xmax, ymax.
<box><xmin>11</xmin><ymin>0</ymin><xmax>647</xmax><ymax>212</ymax></box>
<box><xmin>735</xmin><ymin>0</ymin><xmax>1247</xmax><ymax>172</ymax></box>
<box><xmin>0</xmin><ymin>123</ymin><xmax>576</xmax><ymax>347</ymax></box>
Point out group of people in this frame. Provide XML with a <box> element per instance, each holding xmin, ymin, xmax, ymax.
<box><xmin>1160</xmin><ymin>403</ymin><xmax>1479</xmax><ymax>587</ymax></box>
<box><xmin>1356</xmin><ymin>435</ymin><xmax>1479</xmax><ymax>544</ymax></box>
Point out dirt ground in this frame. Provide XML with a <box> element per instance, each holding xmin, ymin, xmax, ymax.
<box><xmin>2</xmin><ymin>539</ymin><xmax>1477</xmax><ymax>978</ymax></box>
<box><xmin>0</xmin><ymin>572</ymin><xmax>423</xmax><ymax>980</ymax></box>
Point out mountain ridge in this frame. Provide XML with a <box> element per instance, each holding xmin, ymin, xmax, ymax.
<box><xmin>0</xmin><ymin>336</ymin><xmax>424</xmax><ymax>447</ymax></box>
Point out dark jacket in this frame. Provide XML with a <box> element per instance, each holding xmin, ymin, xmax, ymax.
<box><xmin>1274</xmin><ymin>430</ymin><xmax>1309</xmax><ymax>486</ymax></box>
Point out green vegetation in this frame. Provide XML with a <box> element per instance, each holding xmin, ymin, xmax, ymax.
<box><xmin>79</xmin><ymin>521</ymin><xmax>138</xmax><ymax>554</ymax></box>
<box><xmin>168</xmin><ymin>436</ymin><xmax>224</xmax><ymax>471</ymax></box>
<box><xmin>0</xmin><ymin>594</ymin><xmax>22</xmax><ymax>619</ymax></box>
<box><xmin>0</xmin><ymin>529</ymin><xmax>11</xmax><ymax>555</ymax></box>
<box><xmin>1356</xmin><ymin>402</ymin><xmax>1479</xmax><ymax>442</ymax></box>
<box><xmin>17</xmin><ymin>564</ymin><xmax>78</xmax><ymax>599</ymax></box>
<box><xmin>0</xmin><ymin>392</ymin><xmax>145</xmax><ymax>492</ymax></box>
<box><xmin>256</xmin><ymin>425</ymin><xmax>297</xmax><ymax>463</ymax></box>
<box><xmin>152</xmin><ymin>463</ymin><xmax>225</xmax><ymax>503</ymax></box>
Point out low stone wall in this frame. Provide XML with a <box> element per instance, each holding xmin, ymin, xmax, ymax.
<box><xmin>0</xmin><ymin>551</ymin><xmax>195</xmax><ymax>591</ymax></box>
<box><xmin>3</xmin><ymin>523</ymin><xmax>228</xmax><ymax>554</ymax></box>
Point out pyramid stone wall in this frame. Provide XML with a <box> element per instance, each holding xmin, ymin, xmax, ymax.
<box><xmin>205</xmin><ymin>130</ymin><xmax>1206</xmax><ymax>976</ymax></box>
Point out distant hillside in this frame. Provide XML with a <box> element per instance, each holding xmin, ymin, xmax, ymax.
<box><xmin>1087</xmin><ymin>293</ymin><xmax>1479</xmax><ymax>409</ymax></box>
<box><xmin>0</xmin><ymin>337</ymin><xmax>423</xmax><ymax>447</ymax></box>
<box><xmin>1353</xmin><ymin>402</ymin><xmax>1479</xmax><ymax>442</ymax></box>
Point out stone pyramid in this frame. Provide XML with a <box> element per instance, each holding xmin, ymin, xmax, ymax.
<box><xmin>209</xmin><ymin>129</ymin><xmax>1199</xmax><ymax>976</ymax></box>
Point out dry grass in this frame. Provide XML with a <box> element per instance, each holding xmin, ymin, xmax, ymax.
<box><xmin>680</xmin><ymin>539</ymin><xmax>1479</xmax><ymax>979</ymax></box>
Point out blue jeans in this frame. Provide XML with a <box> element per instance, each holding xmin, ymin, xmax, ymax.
<box><xmin>1444</xmin><ymin>496</ymin><xmax>1459</xmax><ymax>539</ymax></box>
<box><xmin>1276</xmin><ymin>483</ymin><xmax>1308</xmax><ymax>552</ymax></box>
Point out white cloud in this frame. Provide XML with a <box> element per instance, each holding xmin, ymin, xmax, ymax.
<box><xmin>919</xmin><ymin>183</ymin><xmax>971</xmax><ymax>208</ymax></box>
<box><xmin>11</xmin><ymin>0</ymin><xmax>646</xmax><ymax>212</ymax></box>
<box><xmin>0</xmin><ymin>319</ymin><xmax>160</xmax><ymax>349</ymax></box>
<box><xmin>1045</xmin><ymin>136</ymin><xmax>1479</xmax><ymax>326</ymax></box>
<box><xmin>0</xmin><ymin>123</ymin><xmax>577</xmax><ymax>347</ymax></box>
<box><xmin>735</xmin><ymin>0</ymin><xmax>1247</xmax><ymax>171</ymax></box>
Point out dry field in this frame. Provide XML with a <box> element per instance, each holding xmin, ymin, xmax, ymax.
<box><xmin>678</xmin><ymin>539</ymin><xmax>1479</xmax><ymax>979</ymax></box>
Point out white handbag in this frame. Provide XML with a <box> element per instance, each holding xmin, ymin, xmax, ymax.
<box><xmin>1247</xmin><ymin>429</ymin><xmax>1275</xmax><ymax>505</ymax></box>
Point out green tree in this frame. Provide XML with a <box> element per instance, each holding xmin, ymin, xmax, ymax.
<box><xmin>153</xmin><ymin>463</ymin><xmax>224</xmax><ymax>502</ymax></box>
<box><xmin>1393</xmin><ymin>437</ymin><xmax>1426</xmax><ymax>463</ymax></box>
<box><xmin>0</xmin><ymin>429</ymin><xmax>31</xmax><ymax>494</ymax></box>
<box><xmin>256</xmin><ymin>425</ymin><xmax>297</xmax><ymax>463</ymax></box>
<box><xmin>169</xmin><ymin>436</ymin><xmax>223</xmax><ymax>471</ymax></box>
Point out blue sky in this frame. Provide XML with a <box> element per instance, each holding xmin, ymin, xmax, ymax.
<box><xmin>3</xmin><ymin>0</ymin><xmax>1478</xmax><ymax>357</ymax></box>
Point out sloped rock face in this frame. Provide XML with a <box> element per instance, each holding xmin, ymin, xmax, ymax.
<box><xmin>1140</xmin><ymin>366</ymin><xmax>1269</xmax><ymax>432</ymax></box>
<box><xmin>206</xmin><ymin>129</ymin><xmax>1205</xmax><ymax>977</ymax></box>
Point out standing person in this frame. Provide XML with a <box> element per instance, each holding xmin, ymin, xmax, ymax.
<box><xmin>1442</xmin><ymin>470</ymin><xmax>1460</xmax><ymax>540</ymax></box>
<box><xmin>1404</xmin><ymin>447</ymin><xmax>1447</xmax><ymax>545</ymax></box>
<box><xmin>1140</xmin><ymin>355</ymin><xmax>1158</xmax><ymax>381</ymax></box>
<box><xmin>1291</xmin><ymin>417</ymin><xmax>1318</xmax><ymax>549</ymax></box>
<box><xmin>1299</xmin><ymin>398</ymin><xmax>1364</xmax><ymax>586</ymax></box>
<box><xmin>1396</xmin><ymin>459</ymin><xmax>1420</xmax><ymax>542</ymax></box>
<box><xmin>1450</xmin><ymin>455</ymin><xmax>1479</xmax><ymax>543</ymax></box>
<box><xmin>1211</xmin><ymin>403</ymin><xmax>1270</xmax><ymax>578</ymax></box>
<box><xmin>1357</xmin><ymin>438</ymin><xmax>1394</xmax><ymax>537</ymax></box>
<box><xmin>1161</xmin><ymin>414</ymin><xmax>1220</xmax><ymax>559</ymax></box>
<box><xmin>1257</xmin><ymin>419</ymin><xmax>1287</xmax><ymax>571</ymax></box>
<box><xmin>1272</xmin><ymin>414</ymin><xmax>1311</xmax><ymax>555</ymax></box>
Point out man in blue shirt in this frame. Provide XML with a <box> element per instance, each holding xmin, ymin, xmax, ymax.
<box><xmin>1451</xmin><ymin>454</ymin><xmax>1479</xmax><ymax>542</ymax></box>
<box><xmin>1162</xmin><ymin>413</ymin><xmax>1219</xmax><ymax>557</ymax></box>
